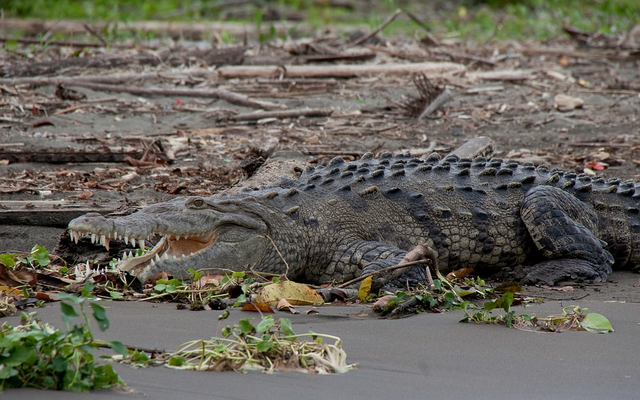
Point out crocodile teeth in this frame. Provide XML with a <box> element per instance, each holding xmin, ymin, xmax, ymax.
<box><xmin>131</xmin><ymin>238</ymin><xmax>136</xmax><ymax>248</ymax></box>
<box><xmin>100</xmin><ymin>234</ymin><xmax>110</xmax><ymax>251</ymax></box>
<box><xmin>91</xmin><ymin>233</ymin><xmax>97</xmax><ymax>244</ymax></box>
<box><xmin>124</xmin><ymin>236</ymin><xmax>129</xmax><ymax>245</ymax></box>
<box><xmin>183</xmin><ymin>234</ymin><xmax>189</xmax><ymax>240</ymax></box>
<box><xmin>155</xmin><ymin>254</ymin><xmax>161</xmax><ymax>262</ymax></box>
<box><xmin>139</xmin><ymin>239</ymin><xmax>145</xmax><ymax>249</ymax></box>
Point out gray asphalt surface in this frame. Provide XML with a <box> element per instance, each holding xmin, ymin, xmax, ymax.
<box><xmin>3</xmin><ymin>296</ymin><xmax>639</xmax><ymax>399</ymax></box>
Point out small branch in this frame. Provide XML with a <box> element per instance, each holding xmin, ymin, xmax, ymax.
<box><xmin>336</xmin><ymin>259</ymin><xmax>431</xmax><ymax>288</ymax></box>
<box><xmin>83</xmin><ymin>23</ymin><xmax>108</xmax><ymax>47</ymax></box>
<box><xmin>350</xmin><ymin>9</ymin><xmax>403</xmax><ymax>46</ymax></box>
<box><xmin>233</xmin><ymin>108</ymin><xmax>333</xmax><ymax>121</ymax></box>
<box><xmin>63</xmin><ymin>81</ymin><xmax>285</xmax><ymax>110</ymax></box>
<box><xmin>405</xmin><ymin>11</ymin><xmax>440</xmax><ymax>46</ymax></box>
<box><xmin>138</xmin><ymin>288</ymin><xmax>228</xmax><ymax>302</ymax></box>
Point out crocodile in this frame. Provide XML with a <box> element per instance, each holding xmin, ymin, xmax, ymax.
<box><xmin>67</xmin><ymin>152</ymin><xmax>640</xmax><ymax>288</ymax></box>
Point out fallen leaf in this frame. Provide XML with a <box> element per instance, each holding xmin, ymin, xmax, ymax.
<box><xmin>255</xmin><ymin>281</ymin><xmax>324</xmax><ymax>306</ymax></box>
<box><xmin>357</xmin><ymin>276</ymin><xmax>372</xmax><ymax>302</ymax></box>
<box><xmin>581</xmin><ymin>313</ymin><xmax>614</xmax><ymax>334</ymax></box>
<box><xmin>372</xmin><ymin>294</ymin><xmax>395</xmax><ymax>312</ymax></box>
<box><xmin>554</xmin><ymin>94</ymin><xmax>583</xmax><ymax>111</ymax></box>
<box><xmin>277</xmin><ymin>299</ymin><xmax>300</xmax><ymax>314</ymax></box>
<box><xmin>305</xmin><ymin>307</ymin><xmax>319</xmax><ymax>314</ymax></box>
<box><xmin>241</xmin><ymin>302</ymin><xmax>275</xmax><ymax>313</ymax></box>
<box><xmin>494</xmin><ymin>282</ymin><xmax>523</xmax><ymax>293</ymax></box>
<box><xmin>446</xmin><ymin>267</ymin><xmax>475</xmax><ymax>280</ymax></box>
<box><xmin>0</xmin><ymin>285</ymin><xmax>23</xmax><ymax>297</ymax></box>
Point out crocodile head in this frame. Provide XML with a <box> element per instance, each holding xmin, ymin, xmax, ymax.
<box><xmin>67</xmin><ymin>196</ymin><xmax>270</xmax><ymax>282</ymax></box>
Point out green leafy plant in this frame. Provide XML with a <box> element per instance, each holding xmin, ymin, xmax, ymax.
<box><xmin>118</xmin><ymin>315</ymin><xmax>355</xmax><ymax>373</ymax></box>
<box><xmin>0</xmin><ymin>282</ymin><xmax>128</xmax><ymax>391</ymax></box>
<box><xmin>460</xmin><ymin>291</ymin><xmax>614</xmax><ymax>333</ymax></box>
<box><xmin>375</xmin><ymin>273</ymin><xmax>492</xmax><ymax>317</ymax></box>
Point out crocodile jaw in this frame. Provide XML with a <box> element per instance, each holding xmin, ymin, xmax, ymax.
<box><xmin>68</xmin><ymin>227</ymin><xmax>217</xmax><ymax>280</ymax></box>
<box><xmin>116</xmin><ymin>233</ymin><xmax>218</xmax><ymax>275</ymax></box>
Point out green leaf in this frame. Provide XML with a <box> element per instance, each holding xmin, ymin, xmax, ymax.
<box><xmin>221</xmin><ymin>326</ymin><xmax>231</xmax><ymax>337</ymax></box>
<box><xmin>30</xmin><ymin>245</ymin><xmax>50</xmax><ymax>266</ymax></box>
<box><xmin>188</xmin><ymin>268</ymin><xmax>202</xmax><ymax>281</ymax></box>
<box><xmin>109</xmin><ymin>341</ymin><xmax>128</xmax><ymax>355</ymax></box>
<box><xmin>218</xmin><ymin>310</ymin><xmax>229</xmax><ymax>320</ymax></box>
<box><xmin>256</xmin><ymin>340</ymin><xmax>275</xmax><ymax>352</ymax></box>
<box><xmin>60</xmin><ymin>302</ymin><xmax>79</xmax><ymax>325</ymax></box>
<box><xmin>90</xmin><ymin>303</ymin><xmax>109</xmax><ymax>331</ymax></box>
<box><xmin>1</xmin><ymin>346</ymin><xmax>37</xmax><ymax>367</ymax></box>
<box><xmin>237</xmin><ymin>318</ymin><xmax>255</xmax><ymax>335</ymax></box>
<box><xmin>582</xmin><ymin>313</ymin><xmax>614</xmax><ymax>334</ymax></box>
<box><xmin>279</xmin><ymin>318</ymin><xmax>295</xmax><ymax>336</ymax></box>
<box><xmin>168</xmin><ymin>355</ymin><xmax>187</xmax><ymax>366</ymax></box>
<box><xmin>130</xmin><ymin>350</ymin><xmax>150</xmax><ymax>364</ymax></box>
<box><xmin>93</xmin><ymin>364</ymin><xmax>122</xmax><ymax>389</ymax></box>
<box><xmin>109</xmin><ymin>291</ymin><xmax>124</xmax><ymax>299</ymax></box>
<box><xmin>80</xmin><ymin>281</ymin><xmax>95</xmax><ymax>298</ymax></box>
<box><xmin>57</xmin><ymin>292</ymin><xmax>82</xmax><ymax>305</ymax></box>
<box><xmin>0</xmin><ymin>253</ymin><xmax>17</xmax><ymax>268</ymax></box>
<box><xmin>256</xmin><ymin>316</ymin><xmax>275</xmax><ymax>333</ymax></box>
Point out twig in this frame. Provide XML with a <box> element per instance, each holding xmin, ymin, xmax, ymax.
<box><xmin>261</xmin><ymin>235</ymin><xmax>290</xmax><ymax>278</ymax></box>
<box><xmin>62</xmin><ymin>82</ymin><xmax>285</xmax><ymax>110</ymax></box>
<box><xmin>83</xmin><ymin>23</ymin><xmax>108</xmax><ymax>47</ymax></box>
<box><xmin>350</xmin><ymin>9</ymin><xmax>403</xmax><ymax>46</ymax></box>
<box><xmin>218</xmin><ymin>62</ymin><xmax>465</xmax><ymax>79</ymax></box>
<box><xmin>336</xmin><ymin>259</ymin><xmax>431</xmax><ymax>288</ymax></box>
<box><xmin>138</xmin><ymin>288</ymin><xmax>228</xmax><ymax>302</ymax></box>
<box><xmin>233</xmin><ymin>108</ymin><xmax>333</xmax><ymax>121</ymax></box>
<box><xmin>405</xmin><ymin>11</ymin><xmax>440</xmax><ymax>46</ymax></box>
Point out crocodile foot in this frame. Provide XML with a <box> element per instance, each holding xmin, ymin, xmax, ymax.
<box><xmin>522</xmin><ymin>258</ymin><xmax>612</xmax><ymax>286</ymax></box>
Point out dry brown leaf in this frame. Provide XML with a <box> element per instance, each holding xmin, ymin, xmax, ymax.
<box><xmin>276</xmin><ymin>298</ymin><xmax>300</xmax><ymax>314</ymax></box>
<box><xmin>241</xmin><ymin>302</ymin><xmax>275</xmax><ymax>313</ymax></box>
<box><xmin>446</xmin><ymin>267</ymin><xmax>475</xmax><ymax>280</ymax></box>
<box><xmin>255</xmin><ymin>281</ymin><xmax>324</xmax><ymax>306</ymax></box>
<box><xmin>494</xmin><ymin>282</ymin><xmax>523</xmax><ymax>293</ymax></box>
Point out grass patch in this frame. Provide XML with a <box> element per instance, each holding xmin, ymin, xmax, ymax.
<box><xmin>1</xmin><ymin>0</ymin><xmax>638</xmax><ymax>41</ymax></box>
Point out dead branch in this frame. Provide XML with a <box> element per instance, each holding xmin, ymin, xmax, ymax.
<box><xmin>218</xmin><ymin>62</ymin><xmax>465</xmax><ymax>79</ymax></box>
<box><xmin>350</xmin><ymin>8</ymin><xmax>402</xmax><ymax>46</ymax></box>
<box><xmin>11</xmin><ymin>79</ymin><xmax>283</xmax><ymax>110</ymax></box>
<box><xmin>233</xmin><ymin>108</ymin><xmax>333</xmax><ymax>121</ymax></box>
<box><xmin>405</xmin><ymin>11</ymin><xmax>440</xmax><ymax>47</ymax></box>
<box><xmin>520</xmin><ymin>46</ymin><xmax>638</xmax><ymax>61</ymax></box>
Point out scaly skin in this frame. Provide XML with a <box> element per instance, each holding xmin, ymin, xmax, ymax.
<box><xmin>68</xmin><ymin>152</ymin><xmax>640</xmax><ymax>286</ymax></box>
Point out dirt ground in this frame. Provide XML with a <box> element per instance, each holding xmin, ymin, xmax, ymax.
<box><xmin>1</xmin><ymin>23</ymin><xmax>639</xmax><ymax>302</ymax></box>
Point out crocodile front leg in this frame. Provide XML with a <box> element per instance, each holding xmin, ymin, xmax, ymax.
<box><xmin>520</xmin><ymin>186</ymin><xmax>614</xmax><ymax>284</ymax></box>
<box><xmin>343</xmin><ymin>242</ymin><xmax>433</xmax><ymax>291</ymax></box>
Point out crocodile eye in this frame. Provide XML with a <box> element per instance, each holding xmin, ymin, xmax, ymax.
<box><xmin>190</xmin><ymin>198</ymin><xmax>205</xmax><ymax>208</ymax></box>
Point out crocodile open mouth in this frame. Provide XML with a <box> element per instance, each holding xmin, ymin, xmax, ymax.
<box><xmin>69</xmin><ymin>229</ymin><xmax>217</xmax><ymax>274</ymax></box>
